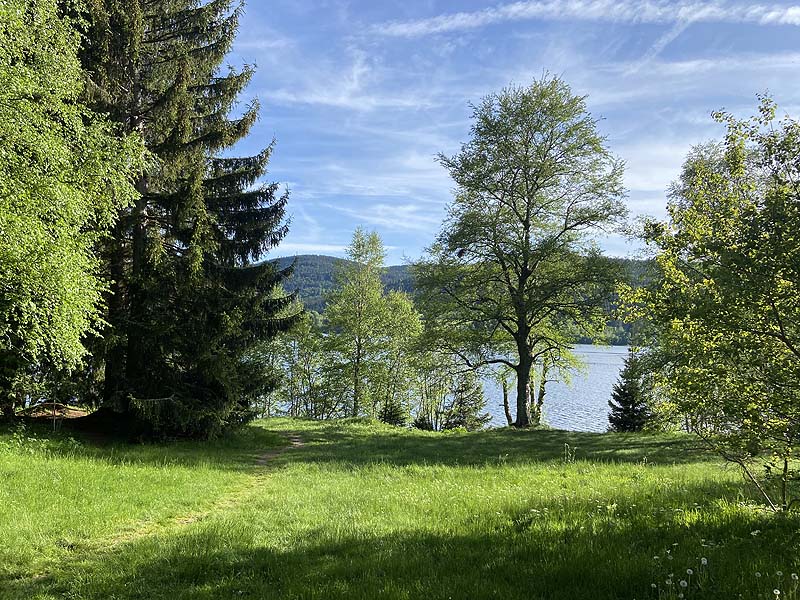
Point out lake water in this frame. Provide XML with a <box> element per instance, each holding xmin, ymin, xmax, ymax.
<box><xmin>482</xmin><ymin>345</ymin><xmax>628</xmax><ymax>432</ymax></box>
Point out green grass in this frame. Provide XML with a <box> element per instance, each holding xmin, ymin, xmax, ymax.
<box><xmin>1</xmin><ymin>419</ymin><xmax>798</xmax><ymax>599</ymax></box>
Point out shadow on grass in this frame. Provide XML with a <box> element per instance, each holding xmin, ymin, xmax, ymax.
<box><xmin>275</xmin><ymin>420</ymin><xmax>716</xmax><ymax>468</ymax></box>
<box><xmin>9</xmin><ymin>480</ymin><xmax>797</xmax><ymax>600</ymax></box>
<box><xmin>0</xmin><ymin>420</ymin><xmax>287</xmax><ymax>471</ymax></box>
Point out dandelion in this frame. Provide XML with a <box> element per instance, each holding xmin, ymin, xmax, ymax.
<box><xmin>651</xmin><ymin>584</ymin><xmax>657</xmax><ymax>589</ymax></box>
<box><xmin>666</xmin><ymin>579</ymin><xmax>673</xmax><ymax>586</ymax></box>
<box><xmin>792</xmin><ymin>573</ymin><xmax>799</xmax><ymax>581</ymax></box>
<box><xmin>752</xmin><ymin>530</ymin><xmax>762</xmax><ymax>536</ymax></box>
<box><xmin>774</xmin><ymin>590</ymin><xmax>781</xmax><ymax>599</ymax></box>
<box><xmin>701</xmin><ymin>558</ymin><xmax>708</xmax><ymax>566</ymax></box>
<box><xmin>756</xmin><ymin>572</ymin><xmax>762</xmax><ymax>578</ymax></box>
<box><xmin>680</xmin><ymin>580</ymin><xmax>688</xmax><ymax>588</ymax></box>
<box><xmin>679</xmin><ymin>594</ymin><xmax>684</xmax><ymax>599</ymax></box>
<box><xmin>687</xmin><ymin>569</ymin><xmax>694</xmax><ymax>576</ymax></box>
<box><xmin>777</xmin><ymin>572</ymin><xmax>783</xmax><ymax>577</ymax></box>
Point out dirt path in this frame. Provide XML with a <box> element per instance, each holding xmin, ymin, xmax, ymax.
<box><xmin>255</xmin><ymin>432</ymin><xmax>304</xmax><ymax>465</ymax></box>
<box><xmin>107</xmin><ymin>431</ymin><xmax>305</xmax><ymax>541</ymax></box>
<box><xmin>14</xmin><ymin>432</ymin><xmax>305</xmax><ymax>593</ymax></box>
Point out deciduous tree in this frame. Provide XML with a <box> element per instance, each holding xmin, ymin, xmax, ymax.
<box><xmin>626</xmin><ymin>97</ymin><xmax>800</xmax><ymax>511</ymax></box>
<box><xmin>0</xmin><ymin>0</ymin><xmax>141</xmax><ymax>417</ymax></box>
<box><xmin>415</xmin><ymin>76</ymin><xmax>626</xmax><ymax>427</ymax></box>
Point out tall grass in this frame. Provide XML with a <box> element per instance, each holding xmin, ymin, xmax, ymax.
<box><xmin>1</xmin><ymin>419</ymin><xmax>798</xmax><ymax>599</ymax></box>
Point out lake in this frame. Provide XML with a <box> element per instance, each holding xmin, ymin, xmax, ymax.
<box><xmin>482</xmin><ymin>344</ymin><xmax>629</xmax><ymax>432</ymax></box>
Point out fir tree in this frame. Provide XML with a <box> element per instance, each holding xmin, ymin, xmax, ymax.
<box><xmin>79</xmin><ymin>0</ymin><xmax>298</xmax><ymax>437</ymax></box>
<box><xmin>608</xmin><ymin>352</ymin><xmax>650</xmax><ymax>432</ymax></box>
<box><xmin>443</xmin><ymin>371</ymin><xmax>491</xmax><ymax>431</ymax></box>
<box><xmin>378</xmin><ymin>398</ymin><xmax>407</xmax><ymax>427</ymax></box>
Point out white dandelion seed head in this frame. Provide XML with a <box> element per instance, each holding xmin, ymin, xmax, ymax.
<box><xmin>756</xmin><ymin>572</ymin><xmax>762</xmax><ymax>578</ymax></box>
<box><xmin>701</xmin><ymin>558</ymin><xmax>708</xmax><ymax>566</ymax></box>
<box><xmin>687</xmin><ymin>569</ymin><xmax>694</xmax><ymax>575</ymax></box>
<box><xmin>680</xmin><ymin>580</ymin><xmax>688</xmax><ymax>588</ymax></box>
<box><xmin>793</xmin><ymin>574</ymin><xmax>799</xmax><ymax>581</ymax></box>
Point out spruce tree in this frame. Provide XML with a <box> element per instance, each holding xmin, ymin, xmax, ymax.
<box><xmin>443</xmin><ymin>371</ymin><xmax>491</xmax><ymax>431</ymax></box>
<box><xmin>79</xmin><ymin>0</ymin><xmax>297</xmax><ymax>437</ymax></box>
<box><xmin>608</xmin><ymin>352</ymin><xmax>650</xmax><ymax>432</ymax></box>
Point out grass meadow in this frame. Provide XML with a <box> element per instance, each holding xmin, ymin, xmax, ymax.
<box><xmin>1</xmin><ymin>418</ymin><xmax>798</xmax><ymax>599</ymax></box>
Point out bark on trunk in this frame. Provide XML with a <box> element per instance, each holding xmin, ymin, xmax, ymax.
<box><xmin>352</xmin><ymin>340</ymin><xmax>362</xmax><ymax>417</ymax></box>
<box><xmin>514</xmin><ymin>359</ymin><xmax>532</xmax><ymax>427</ymax></box>
<box><xmin>103</xmin><ymin>222</ymin><xmax>127</xmax><ymax>408</ymax></box>
<box><xmin>124</xmin><ymin>189</ymin><xmax>148</xmax><ymax>397</ymax></box>
<box><xmin>502</xmin><ymin>378</ymin><xmax>513</xmax><ymax>426</ymax></box>
<box><xmin>531</xmin><ymin>362</ymin><xmax>548</xmax><ymax>426</ymax></box>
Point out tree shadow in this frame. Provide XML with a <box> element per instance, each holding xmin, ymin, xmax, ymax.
<box><xmin>276</xmin><ymin>421</ymin><xmax>716</xmax><ymax>469</ymax></box>
<box><xmin>0</xmin><ymin>420</ymin><xmax>287</xmax><ymax>471</ymax></box>
<box><xmin>10</xmin><ymin>479</ymin><xmax>796</xmax><ymax>600</ymax></box>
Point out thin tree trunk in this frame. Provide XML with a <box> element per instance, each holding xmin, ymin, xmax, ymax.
<box><xmin>532</xmin><ymin>362</ymin><xmax>548</xmax><ymax>426</ymax></box>
<box><xmin>352</xmin><ymin>339</ymin><xmax>362</xmax><ymax>417</ymax></box>
<box><xmin>502</xmin><ymin>378</ymin><xmax>513</xmax><ymax>425</ymax></box>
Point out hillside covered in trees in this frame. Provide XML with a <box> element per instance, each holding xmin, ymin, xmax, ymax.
<box><xmin>274</xmin><ymin>254</ymin><xmax>652</xmax><ymax>344</ymax></box>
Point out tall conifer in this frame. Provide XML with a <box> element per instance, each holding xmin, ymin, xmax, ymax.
<box><xmin>80</xmin><ymin>0</ymin><xmax>297</xmax><ymax>436</ymax></box>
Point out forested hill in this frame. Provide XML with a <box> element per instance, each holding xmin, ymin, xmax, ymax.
<box><xmin>273</xmin><ymin>255</ymin><xmax>414</xmax><ymax>312</ymax></box>
<box><xmin>273</xmin><ymin>254</ymin><xmax>653</xmax><ymax>322</ymax></box>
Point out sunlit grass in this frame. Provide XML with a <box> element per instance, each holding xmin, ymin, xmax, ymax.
<box><xmin>2</xmin><ymin>418</ymin><xmax>798</xmax><ymax>599</ymax></box>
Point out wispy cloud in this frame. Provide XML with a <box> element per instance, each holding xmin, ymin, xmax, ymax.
<box><xmin>622</xmin><ymin>51</ymin><xmax>800</xmax><ymax>77</ymax></box>
<box><xmin>260</xmin><ymin>49</ymin><xmax>438</xmax><ymax>110</ymax></box>
<box><xmin>273</xmin><ymin>242</ymin><xmax>349</xmax><ymax>256</ymax></box>
<box><xmin>373</xmin><ymin>1</ymin><xmax>800</xmax><ymax>37</ymax></box>
<box><xmin>327</xmin><ymin>202</ymin><xmax>444</xmax><ymax>232</ymax></box>
<box><xmin>625</xmin><ymin>20</ymin><xmax>693</xmax><ymax>75</ymax></box>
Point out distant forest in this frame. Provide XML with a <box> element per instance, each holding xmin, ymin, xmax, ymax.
<box><xmin>273</xmin><ymin>255</ymin><xmax>653</xmax><ymax>345</ymax></box>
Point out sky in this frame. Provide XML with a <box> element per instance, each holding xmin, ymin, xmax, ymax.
<box><xmin>228</xmin><ymin>0</ymin><xmax>800</xmax><ymax>264</ymax></box>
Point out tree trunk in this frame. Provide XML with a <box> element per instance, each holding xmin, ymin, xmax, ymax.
<box><xmin>531</xmin><ymin>362</ymin><xmax>548</xmax><ymax>426</ymax></box>
<box><xmin>124</xmin><ymin>189</ymin><xmax>148</xmax><ymax>399</ymax></box>
<box><xmin>352</xmin><ymin>339</ymin><xmax>362</xmax><ymax>417</ymax></box>
<box><xmin>102</xmin><ymin>222</ymin><xmax>127</xmax><ymax>408</ymax></box>
<box><xmin>502</xmin><ymin>378</ymin><xmax>513</xmax><ymax>426</ymax></box>
<box><xmin>0</xmin><ymin>398</ymin><xmax>14</xmax><ymax>421</ymax></box>
<box><xmin>514</xmin><ymin>359</ymin><xmax>532</xmax><ymax>427</ymax></box>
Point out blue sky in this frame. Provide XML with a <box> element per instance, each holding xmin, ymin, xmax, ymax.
<box><xmin>229</xmin><ymin>0</ymin><xmax>800</xmax><ymax>264</ymax></box>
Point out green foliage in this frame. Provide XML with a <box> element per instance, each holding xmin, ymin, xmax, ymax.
<box><xmin>442</xmin><ymin>370</ymin><xmax>491</xmax><ymax>431</ymax></box>
<box><xmin>325</xmin><ymin>229</ymin><xmax>422</xmax><ymax>419</ymax></box>
<box><xmin>75</xmin><ymin>0</ymin><xmax>297</xmax><ymax>437</ymax></box>
<box><xmin>626</xmin><ymin>97</ymin><xmax>800</xmax><ymax>511</ymax></box>
<box><xmin>608</xmin><ymin>351</ymin><xmax>650</xmax><ymax>432</ymax></box>
<box><xmin>0</xmin><ymin>0</ymin><xmax>142</xmax><ymax>415</ymax></box>
<box><xmin>415</xmin><ymin>75</ymin><xmax>627</xmax><ymax>428</ymax></box>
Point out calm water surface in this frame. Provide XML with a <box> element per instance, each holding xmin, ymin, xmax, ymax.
<box><xmin>483</xmin><ymin>344</ymin><xmax>628</xmax><ymax>432</ymax></box>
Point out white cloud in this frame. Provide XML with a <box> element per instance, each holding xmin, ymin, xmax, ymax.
<box><xmin>373</xmin><ymin>1</ymin><xmax>800</xmax><ymax>37</ymax></box>
<box><xmin>327</xmin><ymin>202</ymin><xmax>444</xmax><ymax>232</ymax></box>
<box><xmin>260</xmin><ymin>49</ymin><xmax>438</xmax><ymax>111</ymax></box>
<box><xmin>273</xmin><ymin>242</ymin><xmax>349</xmax><ymax>255</ymax></box>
